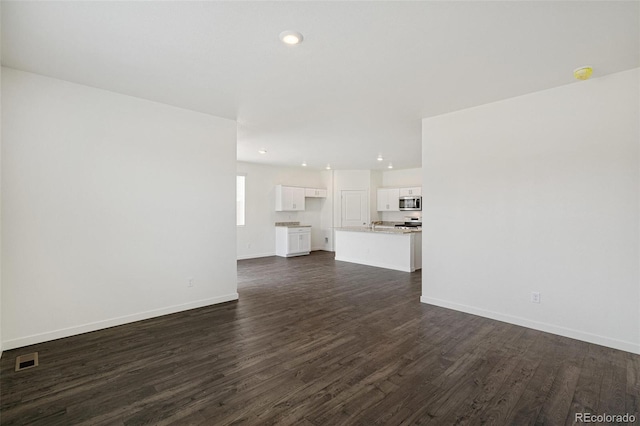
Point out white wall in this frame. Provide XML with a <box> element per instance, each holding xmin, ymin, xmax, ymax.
<box><xmin>382</xmin><ymin>167</ymin><xmax>422</xmax><ymax>188</ymax></box>
<box><xmin>0</xmin><ymin>9</ymin><xmax>3</xmax><ymax>357</ymax></box>
<box><xmin>1</xmin><ymin>68</ymin><xmax>238</xmax><ymax>350</ymax></box>
<box><xmin>320</xmin><ymin>170</ymin><xmax>335</xmax><ymax>251</ymax></box>
<box><xmin>380</xmin><ymin>168</ymin><xmax>422</xmax><ymax>222</ymax></box>
<box><xmin>370</xmin><ymin>170</ymin><xmax>383</xmax><ymax>223</ymax></box>
<box><xmin>236</xmin><ymin>162</ymin><xmax>330</xmax><ymax>259</ymax></box>
<box><xmin>422</xmin><ymin>68</ymin><xmax>640</xmax><ymax>354</ymax></box>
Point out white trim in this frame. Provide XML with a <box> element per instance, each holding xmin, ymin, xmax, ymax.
<box><xmin>420</xmin><ymin>296</ymin><xmax>640</xmax><ymax>355</ymax></box>
<box><xmin>238</xmin><ymin>249</ymin><xmax>330</xmax><ymax>260</ymax></box>
<box><xmin>2</xmin><ymin>293</ymin><xmax>239</xmax><ymax>351</ymax></box>
<box><xmin>237</xmin><ymin>252</ymin><xmax>276</xmax><ymax>260</ymax></box>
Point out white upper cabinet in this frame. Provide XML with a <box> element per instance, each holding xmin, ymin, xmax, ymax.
<box><xmin>377</xmin><ymin>188</ymin><xmax>400</xmax><ymax>211</ymax></box>
<box><xmin>399</xmin><ymin>187</ymin><xmax>422</xmax><ymax>196</ymax></box>
<box><xmin>305</xmin><ymin>188</ymin><xmax>327</xmax><ymax>198</ymax></box>
<box><xmin>275</xmin><ymin>185</ymin><xmax>306</xmax><ymax>211</ymax></box>
<box><xmin>276</xmin><ymin>185</ymin><xmax>327</xmax><ymax>210</ymax></box>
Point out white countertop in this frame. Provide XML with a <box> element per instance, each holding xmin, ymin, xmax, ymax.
<box><xmin>335</xmin><ymin>226</ymin><xmax>421</xmax><ymax>235</ymax></box>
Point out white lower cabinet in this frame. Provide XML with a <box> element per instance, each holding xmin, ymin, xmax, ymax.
<box><xmin>276</xmin><ymin>227</ymin><xmax>311</xmax><ymax>257</ymax></box>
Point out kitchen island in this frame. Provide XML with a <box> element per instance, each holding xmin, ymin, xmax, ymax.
<box><xmin>334</xmin><ymin>227</ymin><xmax>422</xmax><ymax>272</ymax></box>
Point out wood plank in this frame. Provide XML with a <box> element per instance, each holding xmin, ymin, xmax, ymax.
<box><xmin>626</xmin><ymin>354</ymin><xmax>640</xmax><ymax>419</ymax></box>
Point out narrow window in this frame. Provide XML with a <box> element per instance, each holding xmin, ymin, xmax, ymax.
<box><xmin>237</xmin><ymin>175</ymin><xmax>245</xmax><ymax>226</ymax></box>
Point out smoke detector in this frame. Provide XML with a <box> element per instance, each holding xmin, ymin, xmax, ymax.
<box><xmin>574</xmin><ymin>66</ymin><xmax>593</xmax><ymax>81</ymax></box>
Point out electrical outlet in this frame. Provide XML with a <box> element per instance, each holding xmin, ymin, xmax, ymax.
<box><xmin>247</xmin><ymin>243</ymin><xmax>252</xmax><ymax>249</ymax></box>
<box><xmin>531</xmin><ymin>292</ymin><xmax>540</xmax><ymax>303</ymax></box>
<box><xmin>324</xmin><ymin>237</ymin><xmax>329</xmax><ymax>243</ymax></box>
<box><xmin>188</xmin><ymin>278</ymin><xmax>194</xmax><ymax>288</ymax></box>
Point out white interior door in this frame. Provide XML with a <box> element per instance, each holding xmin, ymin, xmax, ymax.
<box><xmin>341</xmin><ymin>190</ymin><xmax>369</xmax><ymax>227</ymax></box>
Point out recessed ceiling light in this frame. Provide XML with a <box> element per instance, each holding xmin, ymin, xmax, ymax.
<box><xmin>280</xmin><ymin>31</ymin><xmax>303</xmax><ymax>45</ymax></box>
<box><xmin>326</xmin><ymin>164</ymin><xmax>331</xmax><ymax>170</ymax></box>
<box><xmin>258</xmin><ymin>149</ymin><xmax>267</xmax><ymax>154</ymax></box>
<box><xmin>301</xmin><ymin>161</ymin><xmax>307</xmax><ymax>167</ymax></box>
<box><xmin>377</xmin><ymin>155</ymin><xmax>383</xmax><ymax>162</ymax></box>
<box><xmin>388</xmin><ymin>163</ymin><xmax>393</xmax><ymax>169</ymax></box>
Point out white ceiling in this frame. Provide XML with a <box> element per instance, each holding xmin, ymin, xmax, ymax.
<box><xmin>2</xmin><ymin>1</ymin><xmax>638</xmax><ymax>170</ymax></box>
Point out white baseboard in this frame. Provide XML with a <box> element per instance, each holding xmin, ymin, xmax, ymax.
<box><xmin>237</xmin><ymin>249</ymin><xmax>332</xmax><ymax>260</ymax></box>
<box><xmin>2</xmin><ymin>293</ymin><xmax>239</xmax><ymax>351</ymax></box>
<box><xmin>237</xmin><ymin>252</ymin><xmax>275</xmax><ymax>260</ymax></box>
<box><xmin>421</xmin><ymin>296</ymin><xmax>640</xmax><ymax>355</ymax></box>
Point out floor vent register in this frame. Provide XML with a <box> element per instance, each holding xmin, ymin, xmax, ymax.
<box><xmin>15</xmin><ymin>352</ymin><xmax>39</xmax><ymax>372</ymax></box>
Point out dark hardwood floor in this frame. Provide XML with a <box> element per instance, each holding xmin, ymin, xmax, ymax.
<box><xmin>1</xmin><ymin>251</ymin><xmax>638</xmax><ymax>425</ymax></box>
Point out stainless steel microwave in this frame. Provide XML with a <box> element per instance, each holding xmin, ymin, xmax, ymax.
<box><xmin>399</xmin><ymin>196</ymin><xmax>422</xmax><ymax>211</ymax></box>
